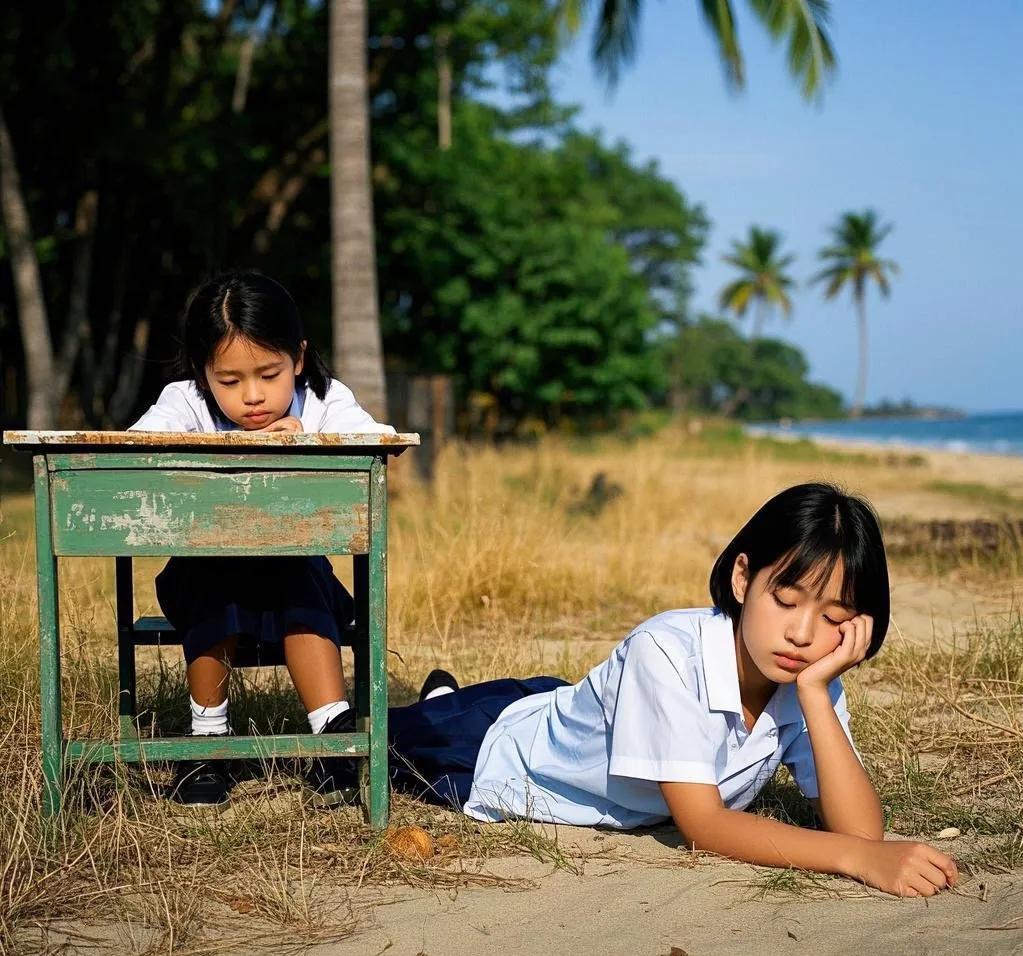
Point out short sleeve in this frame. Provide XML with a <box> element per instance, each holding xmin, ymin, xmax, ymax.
<box><xmin>128</xmin><ymin>383</ymin><xmax>203</xmax><ymax>432</ymax></box>
<box><xmin>782</xmin><ymin>680</ymin><xmax>861</xmax><ymax>800</ymax></box>
<box><xmin>316</xmin><ymin>380</ymin><xmax>396</xmax><ymax>434</ymax></box>
<box><xmin>607</xmin><ymin>631</ymin><xmax>718</xmax><ymax>785</ymax></box>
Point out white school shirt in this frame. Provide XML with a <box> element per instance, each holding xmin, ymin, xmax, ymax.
<box><xmin>128</xmin><ymin>379</ymin><xmax>395</xmax><ymax>434</ymax></box>
<box><xmin>464</xmin><ymin>607</ymin><xmax>859</xmax><ymax>828</ymax></box>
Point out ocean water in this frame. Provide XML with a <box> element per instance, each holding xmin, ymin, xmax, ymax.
<box><xmin>746</xmin><ymin>411</ymin><xmax>1023</xmax><ymax>457</ymax></box>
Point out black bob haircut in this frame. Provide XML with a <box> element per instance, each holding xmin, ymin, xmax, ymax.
<box><xmin>709</xmin><ymin>482</ymin><xmax>890</xmax><ymax>659</ymax></box>
<box><xmin>178</xmin><ymin>271</ymin><xmax>332</xmax><ymax>399</ymax></box>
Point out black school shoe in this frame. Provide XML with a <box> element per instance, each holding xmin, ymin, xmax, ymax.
<box><xmin>419</xmin><ymin>668</ymin><xmax>459</xmax><ymax>702</ymax></box>
<box><xmin>305</xmin><ymin>708</ymin><xmax>360</xmax><ymax>808</ymax></box>
<box><xmin>170</xmin><ymin>739</ymin><xmax>233</xmax><ymax>809</ymax></box>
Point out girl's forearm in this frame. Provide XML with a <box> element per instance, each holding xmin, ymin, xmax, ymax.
<box><xmin>678</xmin><ymin>806</ymin><xmax>868</xmax><ymax>877</ymax></box>
<box><xmin>798</xmin><ymin>686</ymin><xmax>884</xmax><ymax>840</ymax></box>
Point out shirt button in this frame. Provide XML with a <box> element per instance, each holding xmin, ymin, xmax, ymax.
<box><xmin>768</xmin><ymin>729</ymin><xmax>778</xmax><ymax>738</ymax></box>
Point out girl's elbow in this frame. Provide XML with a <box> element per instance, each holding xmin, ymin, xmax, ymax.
<box><xmin>672</xmin><ymin>808</ymin><xmax>734</xmax><ymax>854</ymax></box>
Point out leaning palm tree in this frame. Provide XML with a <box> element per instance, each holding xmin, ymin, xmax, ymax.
<box><xmin>719</xmin><ymin>227</ymin><xmax>796</xmax><ymax>340</ymax></box>
<box><xmin>564</xmin><ymin>0</ymin><xmax>836</xmax><ymax>97</ymax></box>
<box><xmin>811</xmin><ymin>210</ymin><xmax>899</xmax><ymax>418</ymax></box>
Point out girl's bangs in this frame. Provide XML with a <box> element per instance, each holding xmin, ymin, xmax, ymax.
<box><xmin>767</xmin><ymin>540</ymin><xmax>858</xmax><ymax>610</ymax></box>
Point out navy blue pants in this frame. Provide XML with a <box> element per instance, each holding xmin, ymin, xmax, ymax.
<box><xmin>388</xmin><ymin>676</ymin><xmax>568</xmax><ymax>808</ymax></box>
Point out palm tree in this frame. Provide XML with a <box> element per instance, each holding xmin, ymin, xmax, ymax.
<box><xmin>719</xmin><ymin>227</ymin><xmax>795</xmax><ymax>339</ymax></box>
<box><xmin>329</xmin><ymin>0</ymin><xmax>387</xmax><ymax>420</ymax></box>
<box><xmin>811</xmin><ymin>210</ymin><xmax>898</xmax><ymax>418</ymax></box>
<box><xmin>565</xmin><ymin>0</ymin><xmax>836</xmax><ymax>97</ymax></box>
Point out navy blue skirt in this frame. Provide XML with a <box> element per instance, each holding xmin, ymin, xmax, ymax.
<box><xmin>155</xmin><ymin>556</ymin><xmax>355</xmax><ymax>665</ymax></box>
<box><xmin>387</xmin><ymin>676</ymin><xmax>569</xmax><ymax>808</ymax></box>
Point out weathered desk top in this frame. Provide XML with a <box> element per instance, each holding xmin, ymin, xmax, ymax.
<box><xmin>3</xmin><ymin>430</ymin><xmax>420</xmax><ymax>452</ymax></box>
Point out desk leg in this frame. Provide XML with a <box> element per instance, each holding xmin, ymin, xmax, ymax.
<box><xmin>34</xmin><ymin>457</ymin><xmax>63</xmax><ymax>817</ymax></box>
<box><xmin>353</xmin><ymin>555</ymin><xmax>370</xmax><ymax>722</ymax></box>
<box><xmin>115</xmin><ymin>557</ymin><xmax>138</xmax><ymax>739</ymax></box>
<box><xmin>365</xmin><ymin>457</ymin><xmax>389</xmax><ymax>828</ymax></box>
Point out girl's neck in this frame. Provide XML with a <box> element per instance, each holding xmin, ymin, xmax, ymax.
<box><xmin>733</xmin><ymin>622</ymin><xmax>777</xmax><ymax>720</ymax></box>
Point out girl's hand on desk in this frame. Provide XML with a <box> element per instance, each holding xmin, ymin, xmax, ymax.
<box><xmin>849</xmin><ymin>838</ymin><xmax>959</xmax><ymax>897</ymax></box>
<box><xmin>258</xmin><ymin>416</ymin><xmax>303</xmax><ymax>433</ymax></box>
<box><xmin>796</xmin><ymin>614</ymin><xmax>872</xmax><ymax>692</ymax></box>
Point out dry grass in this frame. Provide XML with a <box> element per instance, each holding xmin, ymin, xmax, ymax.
<box><xmin>1</xmin><ymin>420</ymin><xmax>1020</xmax><ymax>949</ymax></box>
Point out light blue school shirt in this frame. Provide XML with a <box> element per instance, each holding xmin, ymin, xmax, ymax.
<box><xmin>463</xmin><ymin>607</ymin><xmax>857</xmax><ymax>828</ymax></box>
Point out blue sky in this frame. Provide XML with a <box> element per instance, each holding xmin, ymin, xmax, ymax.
<box><xmin>547</xmin><ymin>1</ymin><xmax>1022</xmax><ymax>413</ymax></box>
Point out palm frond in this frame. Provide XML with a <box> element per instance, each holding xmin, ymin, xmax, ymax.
<box><xmin>592</xmin><ymin>0</ymin><xmax>643</xmax><ymax>88</ymax></box>
<box><xmin>748</xmin><ymin>0</ymin><xmax>837</xmax><ymax>100</ymax></box>
<box><xmin>719</xmin><ymin>278</ymin><xmax>755</xmax><ymax>315</ymax></box>
<box><xmin>809</xmin><ymin>264</ymin><xmax>850</xmax><ymax>299</ymax></box>
<box><xmin>870</xmin><ymin>265</ymin><xmax>891</xmax><ymax>298</ymax></box>
<box><xmin>767</xmin><ymin>281</ymin><xmax>794</xmax><ymax>314</ymax></box>
<box><xmin>700</xmin><ymin>0</ymin><xmax>744</xmax><ymax>91</ymax></box>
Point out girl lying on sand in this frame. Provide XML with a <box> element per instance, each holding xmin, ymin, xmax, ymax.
<box><xmin>359</xmin><ymin>482</ymin><xmax>958</xmax><ymax>898</ymax></box>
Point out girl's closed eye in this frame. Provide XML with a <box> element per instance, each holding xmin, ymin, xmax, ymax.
<box><xmin>772</xmin><ymin>592</ymin><xmax>795</xmax><ymax>609</ymax></box>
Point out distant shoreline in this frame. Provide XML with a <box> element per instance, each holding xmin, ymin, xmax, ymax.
<box><xmin>745</xmin><ymin>409</ymin><xmax>1023</xmax><ymax>459</ymax></box>
<box><xmin>745</xmin><ymin>426</ymin><xmax>1023</xmax><ymax>460</ymax></box>
<box><xmin>755</xmin><ymin>410</ymin><xmax>967</xmax><ymax>427</ymax></box>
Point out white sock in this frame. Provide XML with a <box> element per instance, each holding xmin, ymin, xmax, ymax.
<box><xmin>424</xmin><ymin>686</ymin><xmax>456</xmax><ymax>701</ymax></box>
<box><xmin>308</xmin><ymin>699</ymin><xmax>351</xmax><ymax>734</ymax></box>
<box><xmin>190</xmin><ymin>696</ymin><xmax>229</xmax><ymax>736</ymax></box>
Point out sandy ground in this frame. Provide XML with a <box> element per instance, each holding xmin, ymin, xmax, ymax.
<box><xmin>330</xmin><ymin>846</ymin><xmax>1023</xmax><ymax>956</ymax></box>
<box><xmin>29</xmin><ymin>827</ymin><xmax>1022</xmax><ymax>955</ymax></box>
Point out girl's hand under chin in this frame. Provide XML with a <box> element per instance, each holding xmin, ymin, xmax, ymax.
<box><xmin>796</xmin><ymin>614</ymin><xmax>873</xmax><ymax>691</ymax></box>
<box><xmin>257</xmin><ymin>415</ymin><xmax>303</xmax><ymax>433</ymax></box>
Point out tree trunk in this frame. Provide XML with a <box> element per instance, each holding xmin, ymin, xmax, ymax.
<box><xmin>329</xmin><ymin>0</ymin><xmax>387</xmax><ymax>420</ymax></box>
<box><xmin>851</xmin><ymin>293</ymin><xmax>869</xmax><ymax>418</ymax></box>
<box><xmin>751</xmin><ymin>298</ymin><xmax>766</xmax><ymax>341</ymax></box>
<box><xmin>0</xmin><ymin>105</ymin><xmax>55</xmax><ymax>428</ymax></box>
<box><xmin>437</xmin><ymin>29</ymin><xmax>452</xmax><ymax>151</ymax></box>
<box><xmin>93</xmin><ymin>232</ymin><xmax>133</xmax><ymax>413</ymax></box>
<box><xmin>108</xmin><ymin>313</ymin><xmax>152</xmax><ymax>427</ymax></box>
<box><xmin>232</xmin><ymin>31</ymin><xmax>257</xmax><ymax>114</ymax></box>
<box><xmin>53</xmin><ymin>189</ymin><xmax>99</xmax><ymax>410</ymax></box>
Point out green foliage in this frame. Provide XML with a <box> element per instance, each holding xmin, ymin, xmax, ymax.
<box><xmin>658</xmin><ymin>316</ymin><xmax>844</xmax><ymax>420</ymax></box>
<box><xmin>1</xmin><ymin>0</ymin><xmax>840</xmax><ymax>435</ymax></box>
<box><xmin>377</xmin><ymin>101</ymin><xmax>707</xmax><ymax>429</ymax></box>
<box><xmin>0</xmin><ymin>0</ymin><xmax>708</xmax><ymax>432</ymax></box>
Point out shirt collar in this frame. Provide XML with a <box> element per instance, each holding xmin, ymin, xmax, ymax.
<box><xmin>701</xmin><ymin>609</ymin><xmax>804</xmax><ymax>727</ymax></box>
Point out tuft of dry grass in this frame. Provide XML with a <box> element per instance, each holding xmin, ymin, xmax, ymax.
<box><xmin>1</xmin><ymin>420</ymin><xmax>1020</xmax><ymax>948</ymax></box>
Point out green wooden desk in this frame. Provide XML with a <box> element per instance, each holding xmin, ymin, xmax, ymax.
<box><xmin>2</xmin><ymin>429</ymin><xmax>419</xmax><ymax>827</ymax></box>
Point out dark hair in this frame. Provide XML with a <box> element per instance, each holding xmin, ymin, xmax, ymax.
<box><xmin>178</xmin><ymin>271</ymin><xmax>332</xmax><ymax>399</ymax></box>
<box><xmin>709</xmin><ymin>482</ymin><xmax>890</xmax><ymax>659</ymax></box>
